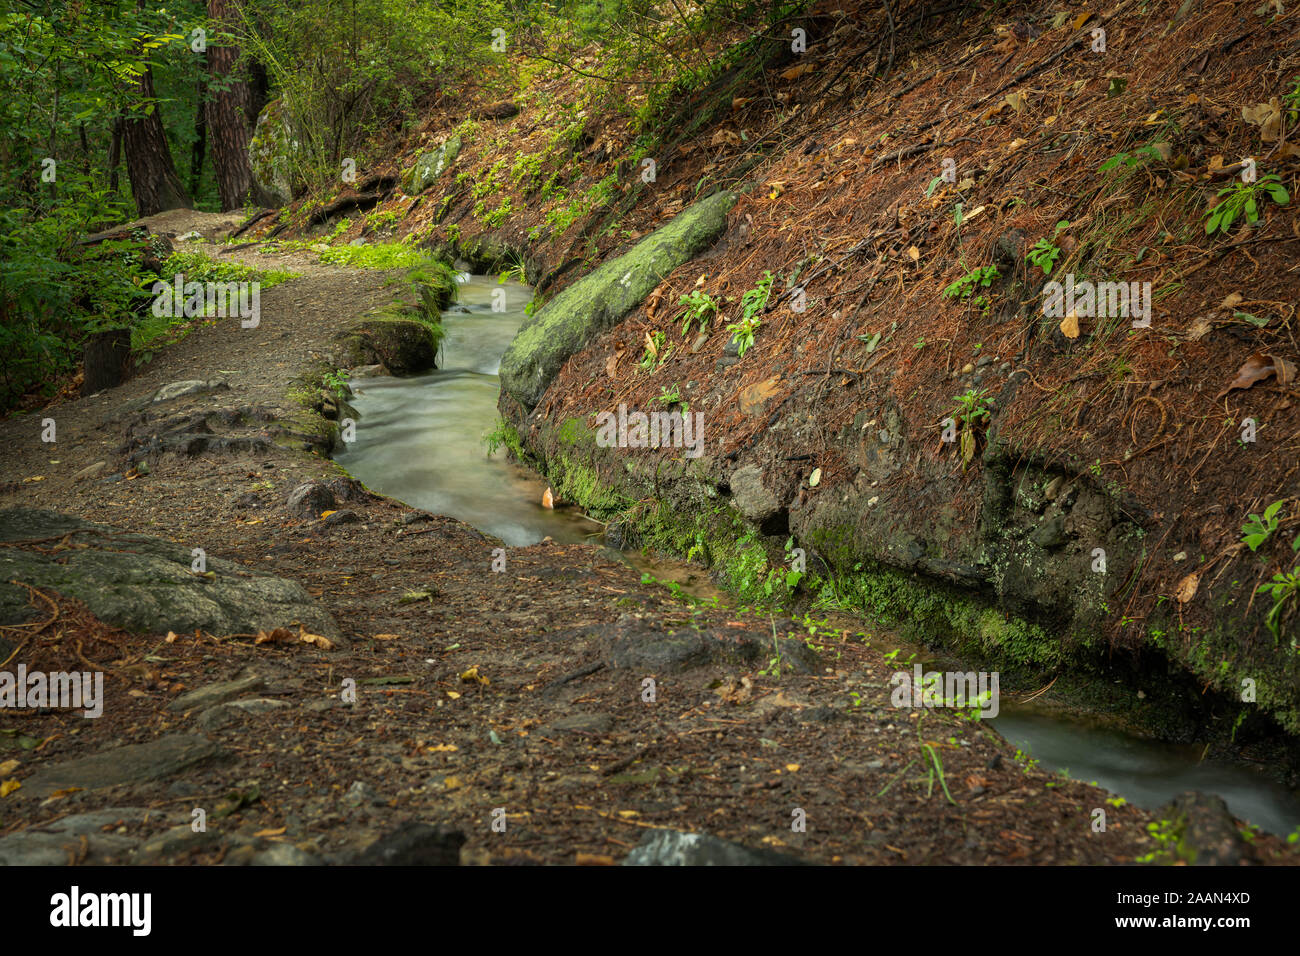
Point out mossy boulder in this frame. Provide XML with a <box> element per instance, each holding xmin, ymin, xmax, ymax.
<box><xmin>333</xmin><ymin>314</ymin><xmax>440</xmax><ymax>375</ymax></box>
<box><xmin>499</xmin><ymin>190</ymin><xmax>737</xmax><ymax>409</ymax></box>
<box><xmin>0</xmin><ymin>508</ymin><xmax>341</xmax><ymax>642</ymax></box>
<box><xmin>248</xmin><ymin>98</ymin><xmax>301</xmax><ymax>207</ymax></box>
<box><xmin>403</xmin><ymin>134</ymin><xmax>462</xmax><ymax>194</ymax></box>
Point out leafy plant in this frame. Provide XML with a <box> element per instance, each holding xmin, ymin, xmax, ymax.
<box><xmin>948</xmin><ymin>387</ymin><xmax>992</xmax><ymax>469</ymax></box>
<box><xmin>1025</xmin><ymin>221</ymin><xmax>1070</xmax><ymax>275</ymax></box>
<box><xmin>942</xmin><ymin>265</ymin><xmax>999</xmax><ymax>300</ymax></box>
<box><xmin>677</xmin><ymin>288</ymin><xmax>718</xmax><ymax>337</ymax></box>
<box><xmin>1098</xmin><ymin>144</ymin><xmax>1162</xmax><ymax>173</ymax></box>
<box><xmin>1241</xmin><ymin>501</ymin><xmax>1284</xmax><ymax>552</ymax></box>
<box><xmin>1204</xmin><ymin>175</ymin><xmax>1290</xmax><ymax>236</ymax></box>
<box><xmin>1256</xmin><ymin>535</ymin><xmax>1300</xmax><ymax>645</ymax></box>
<box><xmin>639</xmin><ymin>330</ymin><xmax>671</xmax><ymax>371</ymax></box>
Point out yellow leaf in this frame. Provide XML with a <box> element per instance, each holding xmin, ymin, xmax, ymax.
<box><xmin>446</xmin><ymin>690</ymin><xmax>461</xmax><ymax>699</ymax></box>
<box><xmin>0</xmin><ymin>760</ymin><xmax>18</xmax><ymax>775</ymax></box>
<box><xmin>460</xmin><ymin>665</ymin><xmax>489</xmax><ymax>685</ymax></box>
<box><xmin>907</xmin><ymin>245</ymin><xmax>920</xmax><ymax>262</ymax></box>
<box><xmin>1072</xmin><ymin>12</ymin><xmax>1093</xmax><ymax>30</ymax></box>
<box><xmin>319</xmin><ymin>510</ymin><xmax>337</xmax><ymax>519</ymax></box>
<box><xmin>373</xmin><ymin>633</ymin><xmax>401</xmax><ymax>641</ymax></box>
<box><xmin>1175</xmin><ymin>572</ymin><xmax>1200</xmax><ymax>604</ymax></box>
<box><xmin>253</xmin><ymin>827</ymin><xmax>286</xmax><ymax>838</ymax></box>
<box><xmin>1060</xmin><ymin>311</ymin><xmax>1080</xmax><ymax>339</ymax></box>
<box><xmin>617</xmin><ymin>810</ymin><xmax>639</xmax><ymax>818</ymax></box>
<box><xmin>786</xmin><ymin>763</ymin><xmax>801</xmax><ymax>772</ymax></box>
<box><xmin>541</xmin><ymin>487</ymin><xmax>554</xmax><ymax>509</ymax></box>
<box><xmin>0</xmin><ymin>779</ymin><xmax>21</xmax><ymax>798</ymax></box>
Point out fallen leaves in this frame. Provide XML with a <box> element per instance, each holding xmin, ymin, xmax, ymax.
<box><xmin>1059</xmin><ymin>311</ymin><xmax>1081</xmax><ymax>339</ymax></box>
<box><xmin>459</xmin><ymin>665</ymin><xmax>489</xmax><ymax>685</ymax></box>
<box><xmin>1175</xmin><ymin>572</ymin><xmax>1200</xmax><ymax>604</ymax></box>
<box><xmin>1215</xmin><ymin>351</ymin><xmax>1296</xmax><ymax>399</ymax></box>
<box><xmin>0</xmin><ymin>779</ymin><xmax>21</xmax><ymax>798</ymax></box>
<box><xmin>254</xmin><ymin>625</ymin><xmax>334</xmax><ymax>651</ymax></box>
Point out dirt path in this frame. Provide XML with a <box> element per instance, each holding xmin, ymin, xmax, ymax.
<box><xmin>0</xmin><ymin>215</ymin><xmax>1288</xmax><ymax>865</ymax></box>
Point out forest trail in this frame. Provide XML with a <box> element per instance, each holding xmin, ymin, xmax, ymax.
<box><xmin>0</xmin><ymin>217</ymin><xmax>1287</xmax><ymax>866</ymax></box>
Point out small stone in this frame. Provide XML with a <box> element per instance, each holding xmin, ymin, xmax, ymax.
<box><xmin>1173</xmin><ymin>551</ymin><xmax>1187</xmax><ymax>562</ymax></box>
<box><xmin>961</xmin><ymin>363</ymin><xmax>975</xmax><ymax>374</ymax></box>
<box><xmin>73</xmin><ymin>461</ymin><xmax>107</xmax><ymax>482</ymax></box>
<box><xmin>286</xmin><ymin>482</ymin><xmax>336</xmax><ymax>520</ymax></box>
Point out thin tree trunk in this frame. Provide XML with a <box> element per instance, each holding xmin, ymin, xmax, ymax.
<box><xmin>107</xmin><ymin>117</ymin><xmax>123</xmax><ymax>193</ymax></box>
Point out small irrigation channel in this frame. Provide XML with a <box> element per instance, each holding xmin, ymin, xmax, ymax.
<box><xmin>334</xmin><ymin>273</ymin><xmax>1300</xmax><ymax>837</ymax></box>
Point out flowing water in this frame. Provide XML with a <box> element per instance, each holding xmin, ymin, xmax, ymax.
<box><xmin>333</xmin><ymin>274</ymin><xmax>604</xmax><ymax>546</ymax></box>
<box><xmin>335</xmin><ymin>274</ymin><xmax>1300</xmax><ymax>836</ymax></box>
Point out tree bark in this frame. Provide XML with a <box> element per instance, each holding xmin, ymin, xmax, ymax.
<box><xmin>123</xmin><ymin>62</ymin><xmax>193</xmax><ymax>216</ymax></box>
<box><xmin>83</xmin><ymin>328</ymin><xmax>133</xmax><ymax>396</ymax></box>
<box><xmin>206</xmin><ymin>0</ymin><xmax>268</xmax><ymax>210</ymax></box>
<box><xmin>190</xmin><ymin>58</ymin><xmax>207</xmax><ymax>198</ymax></box>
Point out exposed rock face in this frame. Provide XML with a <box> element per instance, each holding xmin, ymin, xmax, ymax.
<box><xmin>498</xmin><ymin>190</ymin><xmax>737</xmax><ymax>410</ymax></box>
<box><xmin>622</xmin><ymin>829</ymin><xmax>810</xmax><ymax>866</ymax></box>
<box><xmin>0</xmin><ymin>508</ymin><xmax>342</xmax><ymax>642</ymax></box>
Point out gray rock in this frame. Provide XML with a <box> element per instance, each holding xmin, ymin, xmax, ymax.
<box><xmin>20</xmin><ymin>735</ymin><xmax>228</xmax><ymax>798</ymax></box>
<box><xmin>195</xmin><ymin>697</ymin><xmax>286</xmax><ymax>731</ymax></box>
<box><xmin>142</xmin><ymin>823</ymin><xmax>221</xmax><ymax>858</ymax></box>
<box><xmin>0</xmin><ymin>808</ymin><xmax>153</xmax><ymax>865</ymax></box>
<box><xmin>251</xmin><ymin>843</ymin><xmax>321</xmax><ymax>866</ymax></box>
<box><xmin>605</xmin><ymin>614</ymin><xmax>816</xmax><ymax>674</ymax></box>
<box><xmin>548</xmin><ymin>713</ymin><xmax>614</xmax><ymax>734</ymax></box>
<box><xmin>286</xmin><ymin>482</ymin><xmax>336</xmax><ymax>520</ymax></box>
<box><xmin>1160</xmin><ymin>791</ymin><xmax>1254</xmax><ymax>866</ymax></box>
<box><xmin>622</xmin><ymin>829</ymin><xmax>810</xmax><ymax>866</ymax></box>
<box><xmin>169</xmin><ymin>674</ymin><xmax>266</xmax><ymax>713</ymax></box>
<box><xmin>343</xmin><ymin>781</ymin><xmax>377</xmax><ymax>808</ymax></box>
<box><xmin>730</xmin><ymin>465</ymin><xmax>779</xmax><ymax>522</ymax></box>
<box><xmin>403</xmin><ymin>135</ymin><xmax>462</xmax><ymax>194</ymax></box>
<box><xmin>152</xmin><ymin>379</ymin><xmax>229</xmax><ymax>403</ymax></box>
<box><xmin>0</xmin><ymin>508</ymin><xmax>341</xmax><ymax>642</ymax></box>
<box><xmin>72</xmin><ymin>460</ymin><xmax>107</xmax><ymax>481</ymax></box>
<box><xmin>354</xmin><ymin>823</ymin><xmax>465</xmax><ymax>865</ymax></box>
<box><xmin>1029</xmin><ymin>512</ymin><xmax>1067</xmax><ymax>551</ymax></box>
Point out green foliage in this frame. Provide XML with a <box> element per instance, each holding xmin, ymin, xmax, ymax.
<box><xmin>1256</xmin><ymin>534</ymin><xmax>1300</xmax><ymax>645</ymax></box>
<box><xmin>639</xmin><ymin>330</ymin><xmax>671</xmax><ymax>371</ymax></box>
<box><xmin>1098</xmin><ymin>145</ymin><xmax>1162</xmax><ymax>173</ymax></box>
<box><xmin>1204</xmin><ymin>175</ymin><xmax>1290</xmax><ymax>236</ymax></box>
<box><xmin>1025</xmin><ymin>221</ymin><xmax>1070</xmax><ymax>275</ymax></box>
<box><xmin>677</xmin><ymin>289</ymin><xmax>718</xmax><ymax>337</ymax></box>
<box><xmin>724</xmin><ymin>271</ymin><xmax>774</xmax><ymax>358</ymax></box>
<box><xmin>1241</xmin><ymin>501</ymin><xmax>1284</xmax><ymax>552</ymax></box>
<box><xmin>942</xmin><ymin>265</ymin><xmax>999</xmax><ymax>300</ymax></box>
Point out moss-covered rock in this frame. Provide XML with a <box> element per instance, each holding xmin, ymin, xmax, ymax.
<box><xmin>333</xmin><ymin>314</ymin><xmax>440</xmax><ymax>375</ymax></box>
<box><xmin>0</xmin><ymin>508</ymin><xmax>341</xmax><ymax>642</ymax></box>
<box><xmin>403</xmin><ymin>134</ymin><xmax>462</xmax><ymax>194</ymax></box>
<box><xmin>498</xmin><ymin>190</ymin><xmax>737</xmax><ymax>409</ymax></box>
<box><xmin>248</xmin><ymin>98</ymin><xmax>301</xmax><ymax>207</ymax></box>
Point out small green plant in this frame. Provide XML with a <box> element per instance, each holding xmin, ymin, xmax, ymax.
<box><xmin>1256</xmin><ymin>534</ymin><xmax>1300</xmax><ymax>644</ymax></box>
<box><xmin>947</xmin><ymin>388</ymin><xmax>992</xmax><ymax>468</ymax></box>
<box><xmin>321</xmin><ymin>369</ymin><xmax>350</xmax><ymax>398</ymax></box>
<box><xmin>639</xmin><ymin>330</ymin><xmax>671</xmax><ymax>371</ymax></box>
<box><xmin>1204</xmin><ymin>174</ymin><xmax>1290</xmax><ymax>236</ymax></box>
<box><xmin>1025</xmin><ymin>221</ymin><xmax>1069</xmax><ymax>275</ymax></box>
<box><xmin>652</xmin><ymin>383</ymin><xmax>683</xmax><ymax>406</ymax></box>
<box><xmin>942</xmin><ymin>265</ymin><xmax>999</xmax><ymax>300</ymax></box>
<box><xmin>1098</xmin><ymin>144</ymin><xmax>1162</xmax><ymax>173</ymax></box>
<box><xmin>724</xmin><ymin>271</ymin><xmax>775</xmax><ymax>358</ymax></box>
<box><xmin>1241</xmin><ymin>500</ymin><xmax>1284</xmax><ymax>551</ymax></box>
<box><xmin>677</xmin><ymin>288</ymin><xmax>718</xmax><ymax>337</ymax></box>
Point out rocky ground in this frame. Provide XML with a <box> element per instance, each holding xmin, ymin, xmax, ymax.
<box><xmin>0</xmin><ymin>215</ymin><xmax>1292</xmax><ymax>866</ymax></box>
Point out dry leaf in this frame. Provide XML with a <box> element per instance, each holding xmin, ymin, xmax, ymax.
<box><xmin>542</xmin><ymin>487</ymin><xmax>555</xmax><ymax>509</ymax></box>
<box><xmin>1175</xmin><ymin>572</ymin><xmax>1200</xmax><ymax>604</ymax></box>
<box><xmin>575</xmin><ymin>853</ymin><xmax>616</xmax><ymax>865</ymax></box>
<box><xmin>1072</xmin><ymin>12</ymin><xmax>1094</xmax><ymax>30</ymax></box>
<box><xmin>1187</xmin><ymin>315</ymin><xmax>1214</xmax><ymax>341</ymax></box>
<box><xmin>460</xmin><ymin>665</ymin><xmax>489</xmax><ymax>685</ymax></box>
<box><xmin>299</xmin><ymin>628</ymin><xmax>334</xmax><ymax>650</ymax></box>
<box><xmin>165</xmin><ymin>630</ymin><xmax>180</xmax><ymax>644</ymax></box>
<box><xmin>1060</xmin><ymin>311</ymin><xmax>1080</xmax><ymax>339</ymax></box>
<box><xmin>254</xmin><ymin>627</ymin><xmax>296</xmax><ymax>645</ymax></box>
<box><xmin>254</xmin><ymin>827</ymin><xmax>287</xmax><ymax>838</ymax></box>
<box><xmin>0</xmin><ymin>760</ymin><xmax>18</xmax><ymax>775</ymax></box>
<box><xmin>0</xmin><ymin>779</ymin><xmax>20</xmax><ymax>798</ymax></box>
<box><xmin>785</xmin><ymin>763</ymin><xmax>801</xmax><ymax>772</ymax></box>
<box><xmin>1220</xmin><ymin>292</ymin><xmax>1243</xmax><ymax>310</ymax></box>
<box><xmin>809</xmin><ymin>467</ymin><xmax>822</xmax><ymax>487</ymax></box>
<box><xmin>373</xmin><ymin>633</ymin><xmax>401</xmax><ymax>641</ymax></box>
<box><xmin>1242</xmin><ymin>98</ymin><xmax>1283</xmax><ymax>142</ymax></box>
<box><xmin>446</xmin><ymin>691</ymin><xmax>461</xmax><ymax>700</ymax></box>
<box><xmin>780</xmin><ymin>63</ymin><xmax>812</xmax><ymax>81</ymax></box>
<box><xmin>1215</xmin><ymin>351</ymin><xmax>1296</xmax><ymax>399</ymax></box>
<box><xmin>426</xmin><ymin>743</ymin><xmax>459</xmax><ymax>753</ymax></box>
<box><xmin>907</xmin><ymin>245</ymin><xmax>920</xmax><ymax>262</ymax></box>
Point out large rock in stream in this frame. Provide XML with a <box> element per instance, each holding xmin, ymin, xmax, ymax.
<box><xmin>0</xmin><ymin>508</ymin><xmax>341</xmax><ymax>643</ymax></box>
<box><xmin>499</xmin><ymin>190</ymin><xmax>737</xmax><ymax>410</ymax></box>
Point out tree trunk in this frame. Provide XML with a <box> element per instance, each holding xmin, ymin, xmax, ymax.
<box><xmin>190</xmin><ymin>60</ymin><xmax>207</xmax><ymax>198</ymax></box>
<box><xmin>107</xmin><ymin>117</ymin><xmax>123</xmax><ymax>193</ymax></box>
<box><xmin>206</xmin><ymin>0</ymin><xmax>268</xmax><ymax>210</ymax></box>
<box><xmin>83</xmin><ymin>328</ymin><xmax>133</xmax><ymax>396</ymax></box>
<box><xmin>123</xmin><ymin>62</ymin><xmax>193</xmax><ymax>216</ymax></box>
